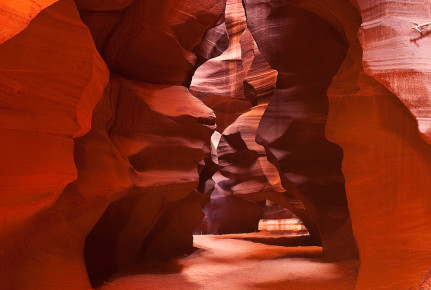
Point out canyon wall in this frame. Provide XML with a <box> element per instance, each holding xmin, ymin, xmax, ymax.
<box><xmin>243</xmin><ymin>0</ymin><xmax>431</xmax><ymax>288</ymax></box>
<box><xmin>326</xmin><ymin>1</ymin><xmax>431</xmax><ymax>288</ymax></box>
<box><xmin>1</xmin><ymin>0</ymin><xmax>431</xmax><ymax>289</ymax></box>
<box><xmin>191</xmin><ymin>0</ymin><xmax>311</xmax><ymax>236</ymax></box>
<box><xmin>0</xmin><ymin>0</ymin><xmax>224</xmax><ymax>288</ymax></box>
<box><xmin>243</xmin><ymin>0</ymin><xmax>358</xmax><ymax>261</ymax></box>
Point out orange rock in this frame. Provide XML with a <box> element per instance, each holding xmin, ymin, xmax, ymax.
<box><xmin>84</xmin><ymin>77</ymin><xmax>215</xmax><ymax>287</ymax></box>
<box><xmin>0</xmin><ymin>0</ymin><xmax>58</xmax><ymax>44</ymax></box>
<box><xmin>324</xmin><ymin>0</ymin><xmax>431</xmax><ymax>288</ymax></box>
<box><xmin>0</xmin><ymin>0</ymin><xmax>109</xmax><ymax>288</ymax></box>
<box><xmin>0</xmin><ymin>0</ymin><xmax>108</xmax><ymax>231</ymax></box>
<box><xmin>103</xmin><ymin>0</ymin><xmax>226</xmax><ymax>85</ymax></box>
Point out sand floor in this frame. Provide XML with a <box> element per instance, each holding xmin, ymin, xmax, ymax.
<box><xmin>100</xmin><ymin>233</ymin><xmax>358</xmax><ymax>290</ymax></box>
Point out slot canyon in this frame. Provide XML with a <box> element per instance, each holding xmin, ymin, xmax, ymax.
<box><xmin>1</xmin><ymin>0</ymin><xmax>431</xmax><ymax>289</ymax></box>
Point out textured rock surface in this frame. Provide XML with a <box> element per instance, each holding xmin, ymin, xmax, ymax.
<box><xmin>77</xmin><ymin>11</ymin><xmax>122</xmax><ymax>52</ymax></box>
<box><xmin>201</xmin><ymin>95</ymin><xmax>252</xmax><ymax>133</ymax></box>
<box><xmin>243</xmin><ymin>0</ymin><xmax>358</xmax><ymax>261</ymax></box>
<box><xmin>103</xmin><ymin>0</ymin><xmax>226</xmax><ymax>85</ymax></box>
<box><xmin>217</xmin><ymin>105</ymin><xmax>283</xmax><ymax>202</ymax></box>
<box><xmin>321</xmin><ymin>0</ymin><xmax>431</xmax><ymax>288</ymax></box>
<box><xmin>356</xmin><ymin>1</ymin><xmax>431</xmax><ymax>144</ymax></box>
<box><xmin>0</xmin><ymin>0</ymin><xmax>109</xmax><ymax>288</ymax></box>
<box><xmin>262</xmin><ymin>0</ymin><xmax>431</xmax><ymax>288</ymax></box>
<box><xmin>74</xmin><ymin>0</ymin><xmax>226</xmax><ymax>285</ymax></box>
<box><xmin>205</xmin><ymin>104</ymin><xmax>320</xmax><ymax>239</ymax></box>
<box><xmin>0</xmin><ymin>0</ymin><xmax>108</xmax><ymax>235</ymax></box>
<box><xmin>83</xmin><ymin>77</ymin><xmax>215</xmax><ymax>287</ymax></box>
<box><xmin>229</xmin><ymin>105</ymin><xmax>318</xmax><ymax>236</ymax></box>
<box><xmin>190</xmin><ymin>0</ymin><xmax>277</xmax><ymax>132</ymax></box>
<box><xmin>0</xmin><ymin>0</ymin><xmax>58</xmax><ymax>44</ymax></box>
<box><xmin>195</xmin><ymin>22</ymin><xmax>229</xmax><ymax>62</ymax></box>
<box><xmin>2</xmin><ymin>0</ymin><xmax>431</xmax><ymax>288</ymax></box>
<box><xmin>190</xmin><ymin>0</ymin><xmax>249</xmax><ymax>99</ymax></box>
<box><xmin>0</xmin><ymin>0</ymin><xmax>219</xmax><ymax>288</ymax></box>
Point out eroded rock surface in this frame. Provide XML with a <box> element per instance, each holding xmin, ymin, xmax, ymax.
<box><xmin>2</xmin><ymin>0</ymin><xmax>431</xmax><ymax>289</ymax></box>
<box><xmin>243</xmin><ymin>0</ymin><xmax>358</xmax><ymax>261</ymax></box>
<box><xmin>205</xmin><ymin>104</ymin><xmax>320</xmax><ymax>239</ymax></box>
<box><xmin>0</xmin><ymin>0</ymin><xmax>59</xmax><ymax>44</ymax></box>
<box><xmin>102</xmin><ymin>0</ymin><xmax>226</xmax><ymax>85</ymax></box>
<box><xmin>0</xmin><ymin>0</ymin><xmax>220</xmax><ymax>288</ymax></box>
<box><xmin>190</xmin><ymin>0</ymin><xmax>277</xmax><ymax>132</ymax></box>
<box><xmin>356</xmin><ymin>1</ymin><xmax>431</xmax><ymax>144</ymax></box>
<box><xmin>0</xmin><ymin>0</ymin><xmax>109</xmax><ymax>288</ymax></box>
<box><xmin>322</xmin><ymin>0</ymin><xmax>431</xmax><ymax>288</ymax></box>
<box><xmin>84</xmin><ymin>77</ymin><xmax>215</xmax><ymax>286</ymax></box>
<box><xmin>0</xmin><ymin>0</ymin><xmax>108</xmax><ymax>235</ymax></box>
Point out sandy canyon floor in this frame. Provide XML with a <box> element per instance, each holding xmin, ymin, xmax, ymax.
<box><xmin>100</xmin><ymin>233</ymin><xmax>359</xmax><ymax>289</ymax></box>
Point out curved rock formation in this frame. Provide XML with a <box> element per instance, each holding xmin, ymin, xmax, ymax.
<box><xmin>357</xmin><ymin>1</ymin><xmax>431</xmax><ymax>144</ymax></box>
<box><xmin>0</xmin><ymin>0</ymin><xmax>108</xmax><ymax>234</ymax></box>
<box><xmin>275</xmin><ymin>0</ymin><xmax>431</xmax><ymax>288</ymax></box>
<box><xmin>75</xmin><ymin>0</ymin><xmax>226</xmax><ymax>285</ymax></box>
<box><xmin>102</xmin><ymin>0</ymin><xmax>226</xmax><ymax>85</ymax></box>
<box><xmin>205</xmin><ymin>104</ymin><xmax>320</xmax><ymax>239</ymax></box>
<box><xmin>190</xmin><ymin>0</ymin><xmax>277</xmax><ymax>132</ymax></box>
<box><xmin>0</xmin><ymin>0</ymin><xmax>109</xmax><ymax>288</ymax></box>
<box><xmin>83</xmin><ymin>78</ymin><xmax>216</xmax><ymax>286</ymax></box>
<box><xmin>195</xmin><ymin>22</ymin><xmax>229</xmax><ymax>63</ymax></box>
<box><xmin>3</xmin><ymin>0</ymin><xmax>431</xmax><ymax>288</ymax></box>
<box><xmin>0</xmin><ymin>0</ymin><xmax>59</xmax><ymax>44</ymax></box>
<box><xmin>190</xmin><ymin>0</ymin><xmax>249</xmax><ymax>100</ymax></box>
<box><xmin>0</xmin><ymin>0</ymin><xmax>221</xmax><ymax>288</ymax></box>
<box><xmin>243</xmin><ymin>0</ymin><xmax>358</xmax><ymax>261</ymax></box>
<box><xmin>322</xmin><ymin>0</ymin><xmax>431</xmax><ymax>288</ymax></box>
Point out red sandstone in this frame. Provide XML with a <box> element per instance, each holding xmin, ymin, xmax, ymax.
<box><xmin>1</xmin><ymin>0</ymin><xmax>431</xmax><ymax>289</ymax></box>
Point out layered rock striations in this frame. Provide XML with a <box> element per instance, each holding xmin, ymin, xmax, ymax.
<box><xmin>322</xmin><ymin>0</ymin><xmax>431</xmax><ymax>288</ymax></box>
<box><xmin>0</xmin><ymin>0</ymin><xmax>109</xmax><ymax>288</ymax></box>
<box><xmin>192</xmin><ymin>0</ymin><xmax>292</xmax><ymax>235</ymax></box>
<box><xmin>0</xmin><ymin>0</ymin><xmax>108</xmax><ymax>239</ymax></box>
<box><xmin>190</xmin><ymin>0</ymin><xmax>277</xmax><ymax>132</ymax></box>
<box><xmin>101</xmin><ymin>0</ymin><xmax>226</xmax><ymax>85</ymax></box>
<box><xmin>357</xmin><ymin>1</ymin><xmax>431</xmax><ymax>144</ymax></box>
<box><xmin>84</xmin><ymin>77</ymin><xmax>215</xmax><ymax>286</ymax></box>
<box><xmin>0</xmin><ymin>0</ymin><xmax>223</xmax><ymax>288</ymax></box>
<box><xmin>2</xmin><ymin>0</ymin><xmax>431</xmax><ymax>289</ymax></box>
<box><xmin>205</xmin><ymin>104</ymin><xmax>320</xmax><ymax>239</ymax></box>
<box><xmin>0</xmin><ymin>0</ymin><xmax>59</xmax><ymax>44</ymax></box>
<box><xmin>256</xmin><ymin>0</ymin><xmax>431</xmax><ymax>288</ymax></box>
<box><xmin>243</xmin><ymin>0</ymin><xmax>358</xmax><ymax>261</ymax></box>
<box><xmin>78</xmin><ymin>0</ymin><xmax>226</xmax><ymax>286</ymax></box>
<box><xmin>273</xmin><ymin>0</ymin><xmax>431</xmax><ymax>288</ymax></box>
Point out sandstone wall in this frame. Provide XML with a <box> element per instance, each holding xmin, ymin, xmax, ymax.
<box><xmin>243</xmin><ymin>0</ymin><xmax>358</xmax><ymax>261</ymax></box>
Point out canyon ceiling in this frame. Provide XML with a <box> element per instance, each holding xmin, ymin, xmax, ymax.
<box><xmin>1</xmin><ymin>0</ymin><xmax>431</xmax><ymax>289</ymax></box>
